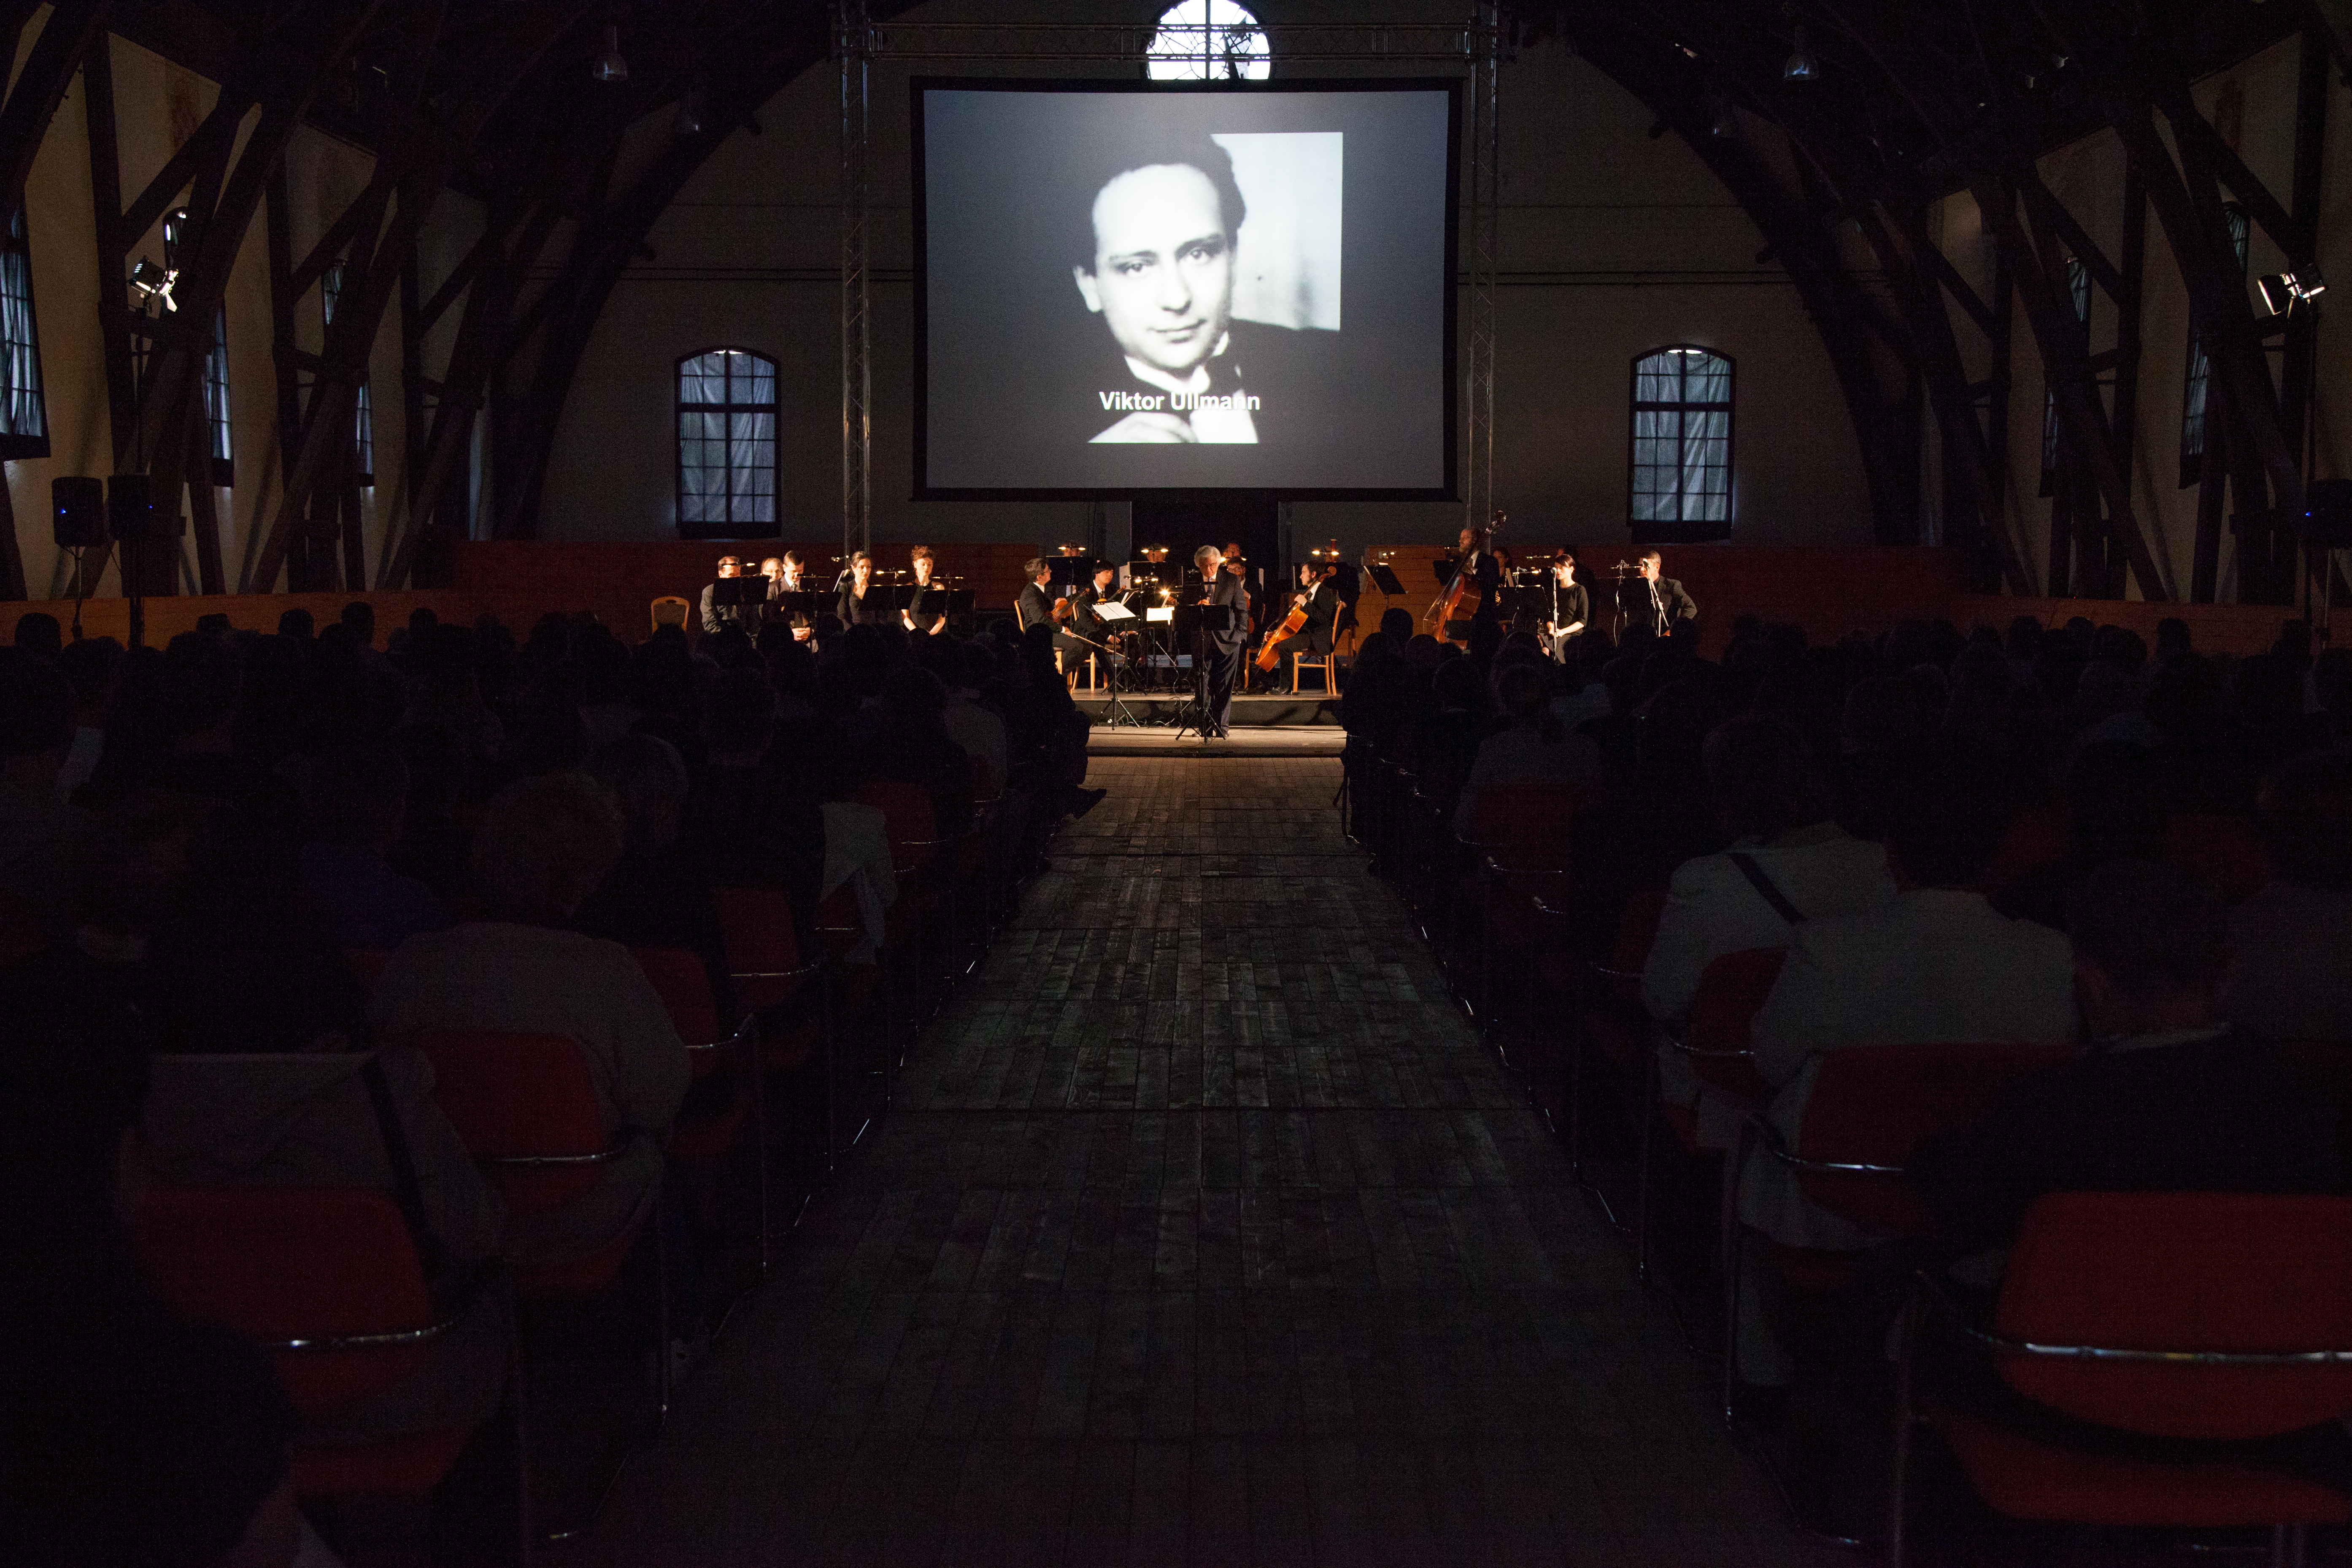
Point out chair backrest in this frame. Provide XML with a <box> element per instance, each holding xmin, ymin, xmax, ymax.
<box><xmin>1687</xmin><ymin>947</ymin><xmax>1786</xmax><ymax>1053</ymax></box>
<box><xmin>628</xmin><ymin>946</ymin><xmax>727</xmax><ymax>1049</ymax></box>
<box><xmin>1462</xmin><ymin>779</ymin><xmax>1590</xmax><ymax>866</ymax></box>
<box><xmin>343</xmin><ymin>947</ymin><xmax>392</xmax><ymax>991</ymax></box>
<box><xmin>1995</xmin><ymin>1192</ymin><xmax>2352</xmax><ymax>1440</ymax></box>
<box><xmin>1792</xmin><ymin>1040</ymin><xmax>2072</xmax><ymax>1236</ymax></box>
<box><xmin>1609</xmin><ymin>887</ymin><xmax>1671</xmax><ymax>975</ymax></box>
<box><xmin>712</xmin><ymin>885</ymin><xmax>811</xmax><ymax>1014</ymax></box>
<box><xmin>651</xmin><ymin>595</ymin><xmax>690</xmax><ymax>633</ymax></box>
<box><xmin>2165</xmin><ymin>813</ymin><xmax>2269</xmax><ymax>904</ymax></box>
<box><xmin>135</xmin><ymin>1185</ymin><xmax>438</xmax><ymax>1417</ymax></box>
<box><xmin>851</xmin><ymin>779</ymin><xmax>940</xmax><ymax>870</ymax></box>
<box><xmin>410</xmin><ymin>1029</ymin><xmax>614</xmax><ymax>1217</ymax></box>
<box><xmin>1986</xmin><ymin>805</ymin><xmax>2068</xmax><ymax>891</ymax></box>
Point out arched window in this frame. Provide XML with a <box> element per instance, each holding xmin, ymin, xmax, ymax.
<box><xmin>1146</xmin><ymin>0</ymin><xmax>1270</xmax><ymax>81</ymax></box>
<box><xmin>1629</xmin><ymin>346</ymin><xmax>1732</xmax><ymax>534</ymax></box>
<box><xmin>676</xmin><ymin>349</ymin><xmax>778</xmax><ymax>536</ymax></box>
<box><xmin>0</xmin><ymin>206</ymin><xmax>49</xmax><ymax>459</ymax></box>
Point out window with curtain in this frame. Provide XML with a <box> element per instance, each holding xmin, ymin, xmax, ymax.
<box><xmin>322</xmin><ymin>261</ymin><xmax>373</xmax><ymax>486</ymax></box>
<box><xmin>2038</xmin><ymin>256</ymin><xmax>2091</xmax><ymax>498</ymax></box>
<box><xmin>203</xmin><ymin>305</ymin><xmax>233</xmax><ymax>485</ymax></box>
<box><xmin>1628</xmin><ymin>346</ymin><xmax>1733</xmax><ymax>537</ymax></box>
<box><xmin>2179</xmin><ymin>205</ymin><xmax>2251</xmax><ymax>487</ymax></box>
<box><xmin>0</xmin><ymin>205</ymin><xmax>49</xmax><ymax>459</ymax></box>
<box><xmin>676</xmin><ymin>348</ymin><xmax>778</xmax><ymax>536</ymax></box>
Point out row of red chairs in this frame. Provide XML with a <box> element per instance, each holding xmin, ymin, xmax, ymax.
<box><xmin>1344</xmin><ymin>751</ymin><xmax>2352</xmax><ymax>1560</ymax></box>
<box><xmin>132</xmin><ymin>762</ymin><xmax>1039</xmax><ymax>1547</ymax></box>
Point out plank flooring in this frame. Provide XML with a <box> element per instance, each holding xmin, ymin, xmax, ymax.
<box><xmin>580</xmin><ymin>757</ymin><xmax>1838</xmax><ymax>1566</ymax></box>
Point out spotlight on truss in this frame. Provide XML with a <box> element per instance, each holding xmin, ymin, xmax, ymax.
<box><xmin>128</xmin><ymin>257</ymin><xmax>178</xmax><ymax>312</ymax></box>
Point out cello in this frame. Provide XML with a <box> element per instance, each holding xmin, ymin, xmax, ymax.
<box><xmin>1253</xmin><ymin>593</ymin><xmax>1312</xmax><ymax>673</ymax></box>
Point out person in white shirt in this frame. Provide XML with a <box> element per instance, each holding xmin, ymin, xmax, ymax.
<box><xmin>1453</xmin><ymin>661</ymin><xmax>1602</xmax><ymax>836</ymax></box>
<box><xmin>1643</xmin><ymin>716</ymin><xmax>1895</xmax><ymax>1146</ymax></box>
<box><xmin>1733</xmin><ymin>766</ymin><xmax>2072</xmax><ymax>1384</ymax></box>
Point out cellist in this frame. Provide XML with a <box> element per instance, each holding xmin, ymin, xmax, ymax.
<box><xmin>1431</xmin><ymin>515</ymin><xmax>1503</xmax><ymax>642</ymax></box>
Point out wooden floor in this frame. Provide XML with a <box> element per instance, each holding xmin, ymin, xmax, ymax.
<box><xmin>579</xmin><ymin>758</ymin><xmax>1834</xmax><ymax>1566</ymax></box>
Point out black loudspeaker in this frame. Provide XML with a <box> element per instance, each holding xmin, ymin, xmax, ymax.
<box><xmin>2300</xmin><ymin>479</ymin><xmax>2352</xmax><ymax>550</ymax></box>
<box><xmin>107</xmin><ymin>473</ymin><xmax>154</xmax><ymax>545</ymax></box>
<box><xmin>51</xmin><ymin>475</ymin><xmax>105</xmax><ymax>547</ymax></box>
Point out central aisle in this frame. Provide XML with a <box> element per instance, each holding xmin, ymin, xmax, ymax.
<box><xmin>584</xmin><ymin>757</ymin><xmax>1834</xmax><ymax>1566</ymax></box>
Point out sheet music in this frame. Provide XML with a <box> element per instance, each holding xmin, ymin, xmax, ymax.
<box><xmin>1094</xmin><ymin>601</ymin><xmax>1137</xmax><ymax>622</ymax></box>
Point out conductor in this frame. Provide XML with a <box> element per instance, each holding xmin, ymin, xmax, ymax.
<box><xmin>1195</xmin><ymin>543</ymin><xmax>1249</xmax><ymax>739</ymax></box>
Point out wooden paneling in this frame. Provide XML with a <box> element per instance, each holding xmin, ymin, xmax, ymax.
<box><xmin>1949</xmin><ymin>595</ymin><xmax>2299</xmax><ymax>658</ymax></box>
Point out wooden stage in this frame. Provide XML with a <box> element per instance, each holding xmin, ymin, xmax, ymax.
<box><xmin>0</xmin><ymin>540</ymin><xmax>2312</xmax><ymax>659</ymax></box>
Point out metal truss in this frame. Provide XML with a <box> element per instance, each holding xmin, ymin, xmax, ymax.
<box><xmin>840</xmin><ymin>0</ymin><xmax>872</xmax><ymax>562</ymax></box>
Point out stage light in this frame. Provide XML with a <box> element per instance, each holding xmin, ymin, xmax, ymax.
<box><xmin>1783</xmin><ymin>22</ymin><xmax>1819</xmax><ymax>82</ymax></box>
<box><xmin>128</xmin><ymin>256</ymin><xmax>178</xmax><ymax>312</ymax></box>
<box><xmin>591</xmin><ymin>23</ymin><xmax>628</xmax><ymax>84</ymax></box>
<box><xmin>2257</xmin><ymin>269</ymin><xmax>2325</xmax><ymax>316</ymax></box>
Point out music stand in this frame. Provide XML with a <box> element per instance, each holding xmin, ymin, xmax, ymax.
<box><xmin>1171</xmin><ymin>602</ymin><xmax>1238</xmax><ymax>741</ymax></box>
<box><xmin>1364</xmin><ymin>561</ymin><xmax>1405</xmax><ymax>596</ymax></box>
<box><xmin>1070</xmin><ymin>608</ymin><xmax>1146</xmax><ymax>729</ymax></box>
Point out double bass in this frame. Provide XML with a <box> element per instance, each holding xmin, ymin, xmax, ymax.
<box><xmin>1424</xmin><ymin>516</ymin><xmax>1504</xmax><ymax>646</ymax></box>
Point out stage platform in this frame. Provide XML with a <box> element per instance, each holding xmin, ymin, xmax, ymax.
<box><xmin>1075</xmin><ymin>691</ymin><xmax>1341</xmax><ymax>728</ymax></box>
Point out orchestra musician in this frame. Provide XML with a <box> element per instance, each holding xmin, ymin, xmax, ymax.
<box><xmin>904</xmin><ymin>545</ymin><xmax>948</xmax><ymax>636</ymax></box>
<box><xmin>1072</xmin><ymin>561</ymin><xmax>1122</xmax><ymax>640</ymax></box>
<box><xmin>1542</xmin><ymin>552</ymin><xmax>1590</xmax><ymax>660</ymax></box>
<box><xmin>769</xmin><ymin>551</ymin><xmax>816</xmax><ymax>641</ymax></box>
<box><xmin>1296</xmin><ymin>560</ymin><xmax>1341</xmax><ymax>660</ymax></box>
<box><xmin>1631</xmin><ymin>548</ymin><xmax>1699</xmax><ymax>638</ymax></box>
<box><xmin>1434</xmin><ymin>522</ymin><xmax>1502</xmax><ymax>639</ymax></box>
<box><xmin>699</xmin><ymin>554</ymin><xmax>745</xmax><ymax>635</ymax></box>
<box><xmin>1195</xmin><ymin>544</ymin><xmax>1249</xmax><ymax>739</ymax></box>
<box><xmin>836</xmin><ymin>551</ymin><xmax>888</xmax><ymax>627</ymax></box>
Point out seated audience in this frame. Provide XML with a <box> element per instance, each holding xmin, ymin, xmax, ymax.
<box><xmin>575</xmin><ymin>733</ymin><xmax>735</xmax><ymax>1023</ymax></box>
<box><xmin>370</xmin><ymin>772</ymin><xmax>687</xmax><ymax>1268</ymax></box>
<box><xmin>1452</xmin><ymin>661</ymin><xmax>1601</xmax><ymax>834</ymax></box>
<box><xmin>2221</xmin><ymin>752</ymin><xmax>2352</xmax><ymax>1042</ymax></box>
<box><xmin>297</xmin><ymin>743</ymin><xmax>454</xmax><ymax>952</ymax></box>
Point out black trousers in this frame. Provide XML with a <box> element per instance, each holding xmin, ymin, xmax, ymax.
<box><xmin>1203</xmin><ymin>642</ymin><xmax>1244</xmax><ymax>735</ymax></box>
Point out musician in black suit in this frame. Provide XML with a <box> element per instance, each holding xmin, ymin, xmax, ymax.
<box><xmin>1632</xmin><ymin>548</ymin><xmax>1699</xmax><ymax>638</ymax></box>
<box><xmin>1071</xmin><ymin>562</ymin><xmax>1122</xmax><ymax>640</ymax></box>
<box><xmin>1433</xmin><ymin>521</ymin><xmax>1503</xmax><ymax>639</ymax></box>
<box><xmin>1296</xmin><ymin>561</ymin><xmax>1341</xmax><ymax>657</ymax></box>
<box><xmin>1015</xmin><ymin>558</ymin><xmax>1057</xmax><ymax>634</ymax></box>
<box><xmin>1195</xmin><ymin>544</ymin><xmax>1249</xmax><ymax>739</ymax></box>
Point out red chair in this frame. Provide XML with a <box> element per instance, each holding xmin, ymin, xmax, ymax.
<box><xmin>2167</xmin><ymin>813</ymin><xmax>2270</xmax><ymax>904</ymax></box>
<box><xmin>1890</xmin><ymin>1192</ymin><xmax>2352</xmax><ymax>1567</ymax></box>
<box><xmin>1552</xmin><ymin>886</ymin><xmax>1668</xmax><ymax>1225</ymax></box>
<box><xmin>134</xmin><ymin>1185</ymin><xmax>498</xmax><ymax>1501</ymax></box>
<box><xmin>850</xmin><ymin>780</ymin><xmax>952</xmax><ymax>1036</ymax></box>
<box><xmin>408</xmin><ymin>1030</ymin><xmax>645</xmax><ymax>1293</ymax></box>
<box><xmin>343</xmin><ymin>947</ymin><xmax>392</xmax><ymax>992</ymax></box>
<box><xmin>1729</xmin><ymin>1039</ymin><xmax>2072</xmax><ymax>1426</ymax></box>
<box><xmin>1639</xmin><ymin>946</ymin><xmax>1785</xmax><ymax>1297</ymax></box>
<box><xmin>713</xmin><ymin>885</ymin><xmax>838</xmax><ymax>1190</ymax></box>
<box><xmin>629</xmin><ymin>947</ymin><xmax>763</xmax><ymax>1253</ymax></box>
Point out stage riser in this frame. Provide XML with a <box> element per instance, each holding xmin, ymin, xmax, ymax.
<box><xmin>1078</xmin><ymin>695</ymin><xmax>1341</xmax><ymax>729</ymax></box>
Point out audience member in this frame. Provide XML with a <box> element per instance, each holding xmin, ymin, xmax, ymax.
<box><xmin>371</xmin><ymin>772</ymin><xmax>687</xmax><ymax>1268</ymax></box>
<box><xmin>2221</xmin><ymin>752</ymin><xmax>2352</xmax><ymax>1042</ymax></box>
<box><xmin>298</xmin><ymin>743</ymin><xmax>454</xmax><ymax>951</ymax></box>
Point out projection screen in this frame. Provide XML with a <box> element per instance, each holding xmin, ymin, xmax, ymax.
<box><xmin>912</xmin><ymin>79</ymin><xmax>1459</xmax><ymax>500</ymax></box>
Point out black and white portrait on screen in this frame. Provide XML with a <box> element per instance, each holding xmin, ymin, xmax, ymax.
<box><xmin>914</xmin><ymin>82</ymin><xmax>1456</xmax><ymax>497</ymax></box>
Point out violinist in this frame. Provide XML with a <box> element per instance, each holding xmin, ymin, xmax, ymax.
<box><xmin>1072</xmin><ymin>562</ymin><xmax>1122</xmax><ymax>640</ymax></box>
<box><xmin>1015</xmin><ymin>558</ymin><xmax>1057</xmax><ymax>634</ymax></box>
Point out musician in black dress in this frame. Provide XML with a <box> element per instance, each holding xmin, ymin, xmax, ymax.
<box><xmin>836</xmin><ymin>551</ymin><xmax>888</xmax><ymax>627</ymax></box>
<box><xmin>1541</xmin><ymin>551</ymin><xmax>1590</xmax><ymax>661</ymax></box>
<box><xmin>903</xmin><ymin>545</ymin><xmax>948</xmax><ymax>636</ymax></box>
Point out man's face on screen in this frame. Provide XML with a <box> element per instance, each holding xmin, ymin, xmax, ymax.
<box><xmin>1075</xmin><ymin>164</ymin><xmax>1234</xmax><ymax>379</ymax></box>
